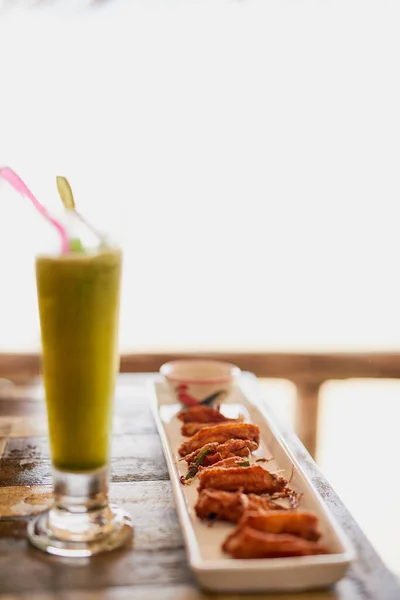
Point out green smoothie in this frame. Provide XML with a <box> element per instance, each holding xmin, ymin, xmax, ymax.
<box><xmin>36</xmin><ymin>248</ymin><xmax>122</xmax><ymax>472</ymax></box>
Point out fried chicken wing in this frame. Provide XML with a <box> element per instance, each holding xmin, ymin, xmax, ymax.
<box><xmin>195</xmin><ymin>489</ymin><xmax>286</xmax><ymax>523</ymax></box>
<box><xmin>204</xmin><ymin>452</ymin><xmax>223</xmax><ymax>466</ymax></box>
<box><xmin>184</xmin><ymin>439</ymin><xmax>258</xmax><ymax>466</ymax></box>
<box><xmin>178</xmin><ymin>423</ymin><xmax>260</xmax><ymax>457</ymax></box>
<box><xmin>197</xmin><ymin>464</ymin><xmax>287</xmax><ymax>494</ymax></box>
<box><xmin>180</xmin><ymin>454</ymin><xmax>250</xmax><ymax>484</ymax></box>
<box><xmin>183</xmin><ymin>452</ymin><xmax>251</xmax><ymax>483</ymax></box>
<box><xmin>222</xmin><ymin>526</ymin><xmax>329</xmax><ymax>559</ymax></box>
<box><xmin>199</xmin><ymin>456</ymin><xmax>251</xmax><ymax>471</ymax></box>
<box><xmin>237</xmin><ymin>510</ymin><xmax>321</xmax><ymax>541</ymax></box>
<box><xmin>181</xmin><ymin>422</ymin><xmax>210</xmax><ymax>437</ymax></box>
<box><xmin>177</xmin><ymin>405</ymin><xmax>244</xmax><ymax>424</ymax></box>
<box><xmin>246</xmin><ymin>494</ymin><xmax>286</xmax><ymax>512</ymax></box>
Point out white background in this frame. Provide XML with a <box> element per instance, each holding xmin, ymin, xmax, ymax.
<box><xmin>0</xmin><ymin>0</ymin><xmax>400</xmax><ymax>351</ymax></box>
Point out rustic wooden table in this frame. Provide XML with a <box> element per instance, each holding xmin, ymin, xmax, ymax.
<box><xmin>0</xmin><ymin>373</ymin><xmax>399</xmax><ymax>600</ymax></box>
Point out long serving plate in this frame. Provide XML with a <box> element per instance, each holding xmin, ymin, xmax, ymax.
<box><xmin>149</xmin><ymin>375</ymin><xmax>354</xmax><ymax>593</ymax></box>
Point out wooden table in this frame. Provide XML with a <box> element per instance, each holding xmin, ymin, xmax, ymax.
<box><xmin>0</xmin><ymin>373</ymin><xmax>398</xmax><ymax>600</ymax></box>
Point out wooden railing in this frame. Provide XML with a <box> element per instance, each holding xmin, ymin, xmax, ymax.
<box><xmin>2</xmin><ymin>351</ymin><xmax>400</xmax><ymax>457</ymax></box>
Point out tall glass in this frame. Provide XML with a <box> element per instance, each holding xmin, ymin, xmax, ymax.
<box><xmin>28</xmin><ymin>242</ymin><xmax>133</xmax><ymax>557</ymax></box>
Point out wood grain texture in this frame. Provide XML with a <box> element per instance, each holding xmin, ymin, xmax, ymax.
<box><xmin>0</xmin><ymin>584</ymin><xmax>360</xmax><ymax>600</ymax></box>
<box><xmin>0</xmin><ymin>435</ymin><xmax>169</xmax><ymax>488</ymax></box>
<box><xmin>0</xmin><ymin>485</ymin><xmax>53</xmax><ymax>517</ymax></box>
<box><xmin>0</xmin><ymin>547</ymin><xmax>193</xmax><ymax>594</ymax></box>
<box><xmin>0</xmin><ymin>373</ymin><xmax>398</xmax><ymax>600</ymax></box>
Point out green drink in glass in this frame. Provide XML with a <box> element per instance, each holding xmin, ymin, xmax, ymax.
<box><xmin>36</xmin><ymin>248</ymin><xmax>121</xmax><ymax>472</ymax></box>
<box><xmin>25</xmin><ymin>177</ymin><xmax>133</xmax><ymax>557</ymax></box>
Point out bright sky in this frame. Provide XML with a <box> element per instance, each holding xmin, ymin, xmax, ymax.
<box><xmin>0</xmin><ymin>0</ymin><xmax>399</xmax><ymax>352</ymax></box>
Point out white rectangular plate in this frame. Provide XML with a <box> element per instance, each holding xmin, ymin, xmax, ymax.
<box><xmin>150</xmin><ymin>376</ymin><xmax>354</xmax><ymax>593</ymax></box>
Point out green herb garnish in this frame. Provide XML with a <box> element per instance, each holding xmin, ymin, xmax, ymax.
<box><xmin>185</xmin><ymin>447</ymin><xmax>212</xmax><ymax>480</ymax></box>
<box><xmin>237</xmin><ymin>461</ymin><xmax>250</xmax><ymax>467</ymax></box>
<box><xmin>69</xmin><ymin>238</ymin><xmax>85</xmax><ymax>252</ymax></box>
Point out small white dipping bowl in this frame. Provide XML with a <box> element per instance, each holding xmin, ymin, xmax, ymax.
<box><xmin>160</xmin><ymin>359</ymin><xmax>241</xmax><ymax>406</ymax></box>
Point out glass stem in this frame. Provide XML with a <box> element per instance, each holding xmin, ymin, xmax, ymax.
<box><xmin>48</xmin><ymin>466</ymin><xmax>113</xmax><ymax>542</ymax></box>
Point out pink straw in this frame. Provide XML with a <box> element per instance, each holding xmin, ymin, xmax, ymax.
<box><xmin>0</xmin><ymin>166</ymin><xmax>69</xmax><ymax>253</ymax></box>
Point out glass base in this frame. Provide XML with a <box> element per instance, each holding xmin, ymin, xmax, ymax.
<box><xmin>27</xmin><ymin>467</ymin><xmax>133</xmax><ymax>557</ymax></box>
<box><xmin>28</xmin><ymin>505</ymin><xmax>133</xmax><ymax>557</ymax></box>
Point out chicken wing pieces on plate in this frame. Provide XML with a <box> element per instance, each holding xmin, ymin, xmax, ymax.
<box><xmin>177</xmin><ymin>405</ymin><xmax>243</xmax><ymax>424</ymax></box>
<box><xmin>236</xmin><ymin>510</ymin><xmax>321</xmax><ymax>541</ymax></box>
<box><xmin>195</xmin><ymin>489</ymin><xmax>286</xmax><ymax>523</ymax></box>
<box><xmin>222</xmin><ymin>526</ymin><xmax>329</xmax><ymax>559</ymax></box>
<box><xmin>179</xmin><ymin>423</ymin><xmax>260</xmax><ymax>457</ymax></box>
<box><xmin>184</xmin><ymin>439</ymin><xmax>258</xmax><ymax>466</ymax></box>
<box><xmin>197</xmin><ymin>464</ymin><xmax>287</xmax><ymax>495</ymax></box>
<box><xmin>199</xmin><ymin>456</ymin><xmax>251</xmax><ymax>471</ymax></box>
